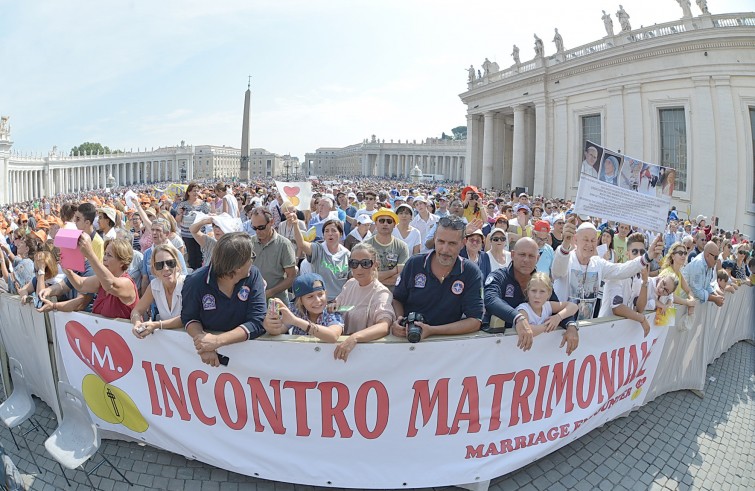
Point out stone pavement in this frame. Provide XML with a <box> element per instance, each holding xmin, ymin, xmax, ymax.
<box><xmin>2</xmin><ymin>341</ymin><xmax>753</xmax><ymax>491</ymax></box>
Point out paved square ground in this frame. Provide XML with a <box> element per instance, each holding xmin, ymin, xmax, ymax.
<box><xmin>3</xmin><ymin>341</ymin><xmax>753</xmax><ymax>491</ymax></box>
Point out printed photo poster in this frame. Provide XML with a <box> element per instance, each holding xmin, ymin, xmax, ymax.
<box><xmin>575</xmin><ymin>142</ymin><xmax>674</xmax><ymax>233</ymax></box>
<box><xmin>579</xmin><ymin>141</ymin><xmax>603</xmax><ymax>179</ymax></box>
<box><xmin>274</xmin><ymin>180</ymin><xmax>313</xmax><ymax>211</ymax></box>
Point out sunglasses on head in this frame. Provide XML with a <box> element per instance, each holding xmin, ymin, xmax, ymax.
<box><xmin>438</xmin><ymin>216</ymin><xmax>465</xmax><ymax>230</ymax></box>
<box><xmin>631</xmin><ymin>248</ymin><xmax>646</xmax><ymax>256</ymax></box>
<box><xmin>348</xmin><ymin>258</ymin><xmax>374</xmax><ymax>269</ymax></box>
<box><xmin>377</xmin><ymin>218</ymin><xmax>394</xmax><ymax>224</ymax></box>
<box><xmin>154</xmin><ymin>259</ymin><xmax>177</xmax><ymax>271</ymax></box>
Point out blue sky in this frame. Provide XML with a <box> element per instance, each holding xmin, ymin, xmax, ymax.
<box><xmin>1</xmin><ymin>0</ymin><xmax>750</xmax><ymax>160</ymax></box>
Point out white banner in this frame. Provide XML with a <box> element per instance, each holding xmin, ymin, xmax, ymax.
<box><xmin>274</xmin><ymin>180</ymin><xmax>313</xmax><ymax>211</ymax></box>
<box><xmin>575</xmin><ymin>175</ymin><xmax>669</xmax><ymax>232</ymax></box>
<box><xmin>54</xmin><ymin>312</ymin><xmax>667</xmax><ymax>488</ymax></box>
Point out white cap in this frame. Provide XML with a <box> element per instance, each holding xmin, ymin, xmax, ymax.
<box><xmin>576</xmin><ymin>222</ymin><xmax>597</xmax><ymax>233</ymax></box>
<box><xmin>356</xmin><ymin>215</ymin><xmax>373</xmax><ymax>225</ymax></box>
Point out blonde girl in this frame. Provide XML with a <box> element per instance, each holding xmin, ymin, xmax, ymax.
<box><xmin>516</xmin><ymin>272</ymin><xmax>579</xmax><ymax>336</ymax></box>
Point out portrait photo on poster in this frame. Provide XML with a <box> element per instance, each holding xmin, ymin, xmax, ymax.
<box><xmin>618</xmin><ymin>156</ymin><xmax>643</xmax><ymax>192</ymax></box>
<box><xmin>599</xmin><ymin>150</ymin><xmax>622</xmax><ymax>186</ymax></box>
<box><xmin>656</xmin><ymin>166</ymin><xmax>676</xmax><ymax>198</ymax></box>
<box><xmin>638</xmin><ymin>163</ymin><xmax>661</xmax><ymax>197</ymax></box>
<box><xmin>580</xmin><ymin>141</ymin><xmax>602</xmax><ymax>179</ymax></box>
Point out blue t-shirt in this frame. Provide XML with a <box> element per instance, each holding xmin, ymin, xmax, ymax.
<box><xmin>393</xmin><ymin>252</ymin><xmax>483</xmax><ymax>327</ymax></box>
<box><xmin>180</xmin><ymin>264</ymin><xmax>266</xmax><ymax>339</ymax></box>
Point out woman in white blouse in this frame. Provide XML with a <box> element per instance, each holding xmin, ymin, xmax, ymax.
<box><xmin>487</xmin><ymin>228</ymin><xmax>511</xmax><ymax>273</ymax></box>
<box><xmin>392</xmin><ymin>204</ymin><xmax>422</xmax><ymax>255</ymax></box>
<box><xmin>130</xmin><ymin>245</ymin><xmax>185</xmax><ymax>338</ymax></box>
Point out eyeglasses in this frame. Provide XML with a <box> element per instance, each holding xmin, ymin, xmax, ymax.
<box><xmin>377</xmin><ymin>218</ymin><xmax>394</xmax><ymax>224</ymax></box>
<box><xmin>251</xmin><ymin>223</ymin><xmax>268</xmax><ymax>231</ymax></box>
<box><xmin>630</xmin><ymin>248</ymin><xmax>646</xmax><ymax>256</ymax></box>
<box><xmin>491</xmin><ymin>237</ymin><xmax>506</xmax><ymax>243</ymax></box>
<box><xmin>154</xmin><ymin>259</ymin><xmax>177</xmax><ymax>271</ymax></box>
<box><xmin>673</xmin><ymin>250</ymin><xmax>687</xmax><ymax>256</ymax></box>
<box><xmin>348</xmin><ymin>258</ymin><xmax>374</xmax><ymax>269</ymax></box>
<box><xmin>438</xmin><ymin>216</ymin><xmax>465</xmax><ymax>230</ymax></box>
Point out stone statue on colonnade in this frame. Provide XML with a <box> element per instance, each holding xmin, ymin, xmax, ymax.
<box><xmin>553</xmin><ymin>28</ymin><xmax>564</xmax><ymax>52</ymax></box>
<box><xmin>482</xmin><ymin>58</ymin><xmax>492</xmax><ymax>77</ymax></box>
<box><xmin>533</xmin><ymin>34</ymin><xmax>544</xmax><ymax>57</ymax></box>
<box><xmin>676</xmin><ymin>0</ymin><xmax>693</xmax><ymax>18</ymax></box>
<box><xmin>696</xmin><ymin>0</ymin><xmax>709</xmax><ymax>15</ymax></box>
<box><xmin>467</xmin><ymin>64</ymin><xmax>476</xmax><ymax>82</ymax></box>
<box><xmin>602</xmin><ymin>10</ymin><xmax>615</xmax><ymax>37</ymax></box>
<box><xmin>617</xmin><ymin>5</ymin><xmax>631</xmax><ymax>32</ymax></box>
<box><xmin>0</xmin><ymin>116</ymin><xmax>10</xmax><ymax>139</ymax></box>
<box><xmin>511</xmin><ymin>44</ymin><xmax>521</xmax><ymax>65</ymax></box>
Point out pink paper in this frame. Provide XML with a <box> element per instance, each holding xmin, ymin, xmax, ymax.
<box><xmin>54</xmin><ymin>229</ymin><xmax>86</xmax><ymax>271</ymax></box>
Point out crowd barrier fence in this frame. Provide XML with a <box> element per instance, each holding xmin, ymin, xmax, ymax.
<box><xmin>0</xmin><ymin>287</ymin><xmax>752</xmax><ymax>490</ymax></box>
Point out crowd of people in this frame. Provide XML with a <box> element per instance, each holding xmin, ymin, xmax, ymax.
<box><xmin>1</xmin><ymin>177</ymin><xmax>752</xmax><ymax>366</ymax></box>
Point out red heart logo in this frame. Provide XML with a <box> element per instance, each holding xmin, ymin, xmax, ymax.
<box><xmin>283</xmin><ymin>186</ymin><xmax>300</xmax><ymax>197</ymax></box>
<box><xmin>65</xmin><ymin>321</ymin><xmax>133</xmax><ymax>383</ymax></box>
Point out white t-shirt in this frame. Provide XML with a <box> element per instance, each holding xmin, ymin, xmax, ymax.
<box><xmin>516</xmin><ymin>301</ymin><xmax>553</xmax><ymax>325</ymax></box>
<box><xmin>223</xmin><ymin>194</ymin><xmax>239</xmax><ymax>218</ymax></box>
<box><xmin>392</xmin><ymin>227</ymin><xmax>422</xmax><ymax>254</ymax></box>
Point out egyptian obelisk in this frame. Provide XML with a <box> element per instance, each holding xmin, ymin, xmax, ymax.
<box><xmin>240</xmin><ymin>78</ymin><xmax>251</xmax><ymax>181</ymax></box>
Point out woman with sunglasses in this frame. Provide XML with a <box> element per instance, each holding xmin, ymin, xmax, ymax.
<box><xmin>483</xmin><ymin>215</ymin><xmax>509</xmax><ymax>248</ymax></box>
<box><xmin>263</xmin><ymin>273</ymin><xmax>344</xmax><ymax>343</ymax></box>
<box><xmin>486</xmin><ymin>228</ymin><xmax>511</xmax><ymax>273</ymax></box>
<box><xmin>731</xmin><ymin>243</ymin><xmax>751</xmax><ymax>282</ymax></box>
<box><xmin>130</xmin><ymin>245</ymin><xmax>185</xmax><ymax>338</ymax></box>
<box><xmin>63</xmin><ymin>235</ymin><xmax>139</xmax><ymax>320</ymax></box>
<box><xmin>328</xmin><ymin>243</ymin><xmax>395</xmax><ymax>361</ymax></box>
<box><xmin>660</xmin><ymin>242</ymin><xmax>697</xmax><ymax>317</ymax></box>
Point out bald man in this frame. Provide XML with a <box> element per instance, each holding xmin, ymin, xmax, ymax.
<box><xmin>551</xmin><ymin>219</ymin><xmax>664</xmax><ymax>320</ymax></box>
<box><xmin>484</xmin><ymin>237</ymin><xmax>579</xmax><ymax>355</ymax></box>
<box><xmin>682</xmin><ymin>241</ymin><xmax>725</xmax><ymax>307</ymax></box>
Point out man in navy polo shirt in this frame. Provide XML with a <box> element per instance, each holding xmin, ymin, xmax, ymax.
<box><xmin>181</xmin><ymin>233</ymin><xmax>266</xmax><ymax>367</ymax></box>
<box><xmin>484</xmin><ymin>238</ymin><xmax>579</xmax><ymax>354</ymax></box>
<box><xmin>391</xmin><ymin>216</ymin><xmax>483</xmax><ymax>340</ymax></box>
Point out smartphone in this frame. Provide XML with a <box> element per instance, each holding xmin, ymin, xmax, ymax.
<box><xmin>217</xmin><ymin>354</ymin><xmax>230</xmax><ymax>366</ymax></box>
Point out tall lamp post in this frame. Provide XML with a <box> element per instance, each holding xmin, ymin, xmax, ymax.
<box><xmin>283</xmin><ymin>155</ymin><xmax>291</xmax><ymax>181</ymax></box>
<box><xmin>293</xmin><ymin>160</ymin><xmax>300</xmax><ymax>180</ymax></box>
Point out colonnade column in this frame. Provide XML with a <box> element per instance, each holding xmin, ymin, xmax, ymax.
<box><xmin>552</xmin><ymin>98</ymin><xmax>568</xmax><ymax>198</ymax></box>
<box><xmin>481</xmin><ymin>112</ymin><xmax>495</xmax><ymax>189</ymax></box>
<box><xmin>534</xmin><ymin>101</ymin><xmax>548</xmax><ymax>197</ymax></box>
<box><xmin>511</xmin><ymin>105</ymin><xmax>527</xmax><ymax>190</ymax></box>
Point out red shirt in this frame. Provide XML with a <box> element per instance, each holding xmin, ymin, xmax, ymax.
<box><xmin>92</xmin><ymin>273</ymin><xmax>139</xmax><ymax>320</ymax></box>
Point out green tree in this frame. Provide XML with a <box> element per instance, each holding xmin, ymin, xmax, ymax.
<box><xmin>451</xmin><ymin>126</ymin><xmax>467</xmax><ymax>140</ymax></box>
<box><xmin>69</xmin><ymin>142</ymin><xmax>122</xmax><ymax>156</ymax></box>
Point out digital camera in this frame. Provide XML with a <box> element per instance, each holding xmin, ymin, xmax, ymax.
<box><xmin>402</xmin><ymin>312</ymin><xmax>425</xmax><ymax>344</ymax></box>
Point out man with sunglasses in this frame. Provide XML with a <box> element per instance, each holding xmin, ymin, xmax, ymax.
<box><xmin>249</xmin><ymin>207</ymin><xmax>296</xmax><ymax>302</ymax></box>
<box><xmin>682</xmin><ymin>241</ymin><xmax>725</xmax><ymax>307</ymax></box>
<box><xmin>392</xmin><ymin>216</ymin><xmax>483</xmax><ymax>340</ymax></box>
<box><xmin>365</xmin><ymin>208</ymin><xmax>409</xmax><ymax>291</ymax></box>
<box><xmin>686</xmin><ymin>231</ymin><xmax>707</xmax><ymax>264</ymax></box>
<box><xmin>353</xmin><ymin>191</ymin><xmax>379</xmax><ymax>224</ymax></box>
<box><xmin>597</xmin><ymin>233</ymin><xmax>653</xmax><ymax>335</ymax></box>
